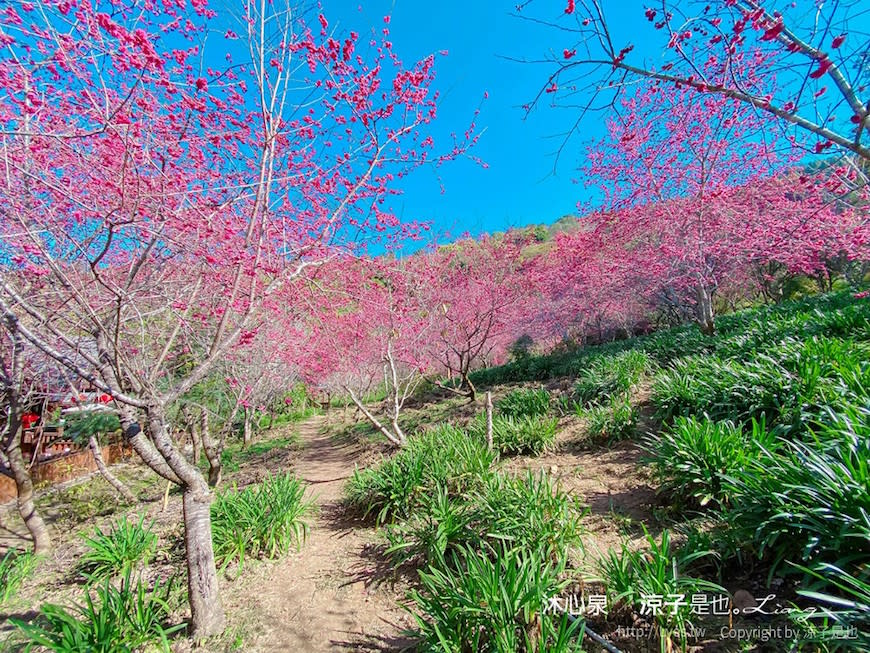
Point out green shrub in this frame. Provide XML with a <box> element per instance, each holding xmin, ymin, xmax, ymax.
<box><xmin>643</xmin><ymin>416</ymin><xmax>778</xmax><ymax>509</ymax></box>
<box><xmin>0</xmin><ymin>549</ymin><xmax>38</xmax><ymax>605</ymax></box>
<box><xmin>62</xmin><ymin>410</ymin><xmax>121</xmax><ymax>445</ymax></box>
<box><xmin>597</xmin><ymin>529</ymin><xmax>723</xmax><ymax>651</ymax></box>
<box><xmin>795</xmin><ymin>563</ymin><xmax>870</xmax><ymax>650</ymax></box>
<box><xmin>79</xmin><ymin>515</ymin><xmax>157</xmax><ymax>581</ymax></box>
<box><xmin>407</xmin><ymin>543</ymin><xmax>585</xmax><ymax>652</ymax></box>
<box><xmin>584</xmin><ymin>395</ymin><xmax>637</xmax><ymax>442</ymax></box>
<box><xmin>496</xmin><ymin>388</ymin><xmax>551</xmax><ymax>418</ymax></box>
<box><xmin>651</xmin><ymin>354</ymin><xmax>791</xmax><ymax>425</ymax></box>
<box><xmin>573</xmin><ymin>350</ymin><xmax>651</xmax><ymax>406</ymax></box>
<box><xmin>211</xmin><ymin>473</ymin><xmax>313</xmax><ymax>568</ymax></box>
<box><xmin>12</xmin><ymin>571</ymin><xmax>182</xmax><ymax>652</ymax></box>
<box><xmin>652</xmin><ymin>336</ymin><xmax>868</xmax><ymax>436</ymax></box>
<box><xmin>344</xmin><ymin>425</ymin><xmax>495</xmax><ymax>524</ymax></box>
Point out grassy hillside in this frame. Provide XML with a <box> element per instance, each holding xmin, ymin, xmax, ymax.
<box><xmin>347</xmin><ymin>291</ymin><xmax>870</xmax><ymax>652</ymax></box>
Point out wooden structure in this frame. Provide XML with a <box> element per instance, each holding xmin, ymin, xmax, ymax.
<box><xmin>0</xmin><ymin>441</ymin><xmax>133</xmax><ymax>504</ymax></box>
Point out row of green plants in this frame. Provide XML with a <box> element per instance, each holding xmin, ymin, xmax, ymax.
<box><xmin>345</xmin><ymin>420</ymin><xmax>592</xmax><ymax>651</ymax></box>
<box><xmin>638</xmin><ymin>296</ymin><xmax>870</xmax><ymax>649</ymax></box>
<box><xmin>10</xmin><ymin>473</ymin><xmax>313</xmax><ymax>652</ymax></box>
<box><xmin>470</xmin><ymin>291</ymin><xmax>869</xmax><ymax>386</ymax></box>
<box><xmin>468</xmin><ymin>291</ymin><xmax>869</xmax><ymax>650</ymax></box>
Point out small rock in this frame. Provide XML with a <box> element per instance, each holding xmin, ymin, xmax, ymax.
<box><xmin>733</xmin><ymin>589</ymin><xmax>756</xmax><ymax>613</ymax></box>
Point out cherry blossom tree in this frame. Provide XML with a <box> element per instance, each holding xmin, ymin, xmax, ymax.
<box><xmin>301</xmin><ymin>258</ymin><xmax>432</xmax><ymax>447</ymax></box>
<box><xmin>530</xmin><ymin>225</ymin><xmax>650</xmax><ymax>343</ymax></box>
<box><xmin>581</xmin><ymin>77</ymin><xmax>787</xmax><ymax>333</ymax></box>
<box><xmin>0</xmin><ymin>0</ymin><xmax>469</xmax><ymax>635</ymax></box>
<box><xmin>421</xmin><ymin>234</ymin><xmax>532</xmax><ymax>398</ymax></box>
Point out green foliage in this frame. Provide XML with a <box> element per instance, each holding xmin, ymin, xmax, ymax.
<box><xmin>258</xmin><ymin>383</ymin><xmax>320</xmax><ymax>429</ymax></box>
<box><xmin>384</xmin><ymin>484</ymin><xmax>477</xmax><ymax>568</ymax></box>
<box><xmin>62</xmin><ymin>410</ymin><xmax>121</xmax><ymax>445</ymax></box>
<box><xmin>651</xmin><ymin>353</ymin><xmax>792</xmax><ymax>425</ymax></box>
<box><xmin>475</xmin><ymin>472</ymin><xmax>585</xmax><ymax>560</ymax></box>
<box><xmin>407</xmin><ymin>543</ymin><xmax>585</xmax><ymax>652</ymax></box>
<box><xmin>344</xmin><ymin>425</ymin><xmax>496</xmax><ymax>524</ymax></box>
<box><xmin>211</xmin><ymin>473</ymin><xmax>314</xmax><ymax>568</ymax></box>
<box><xmin>508</xmin><ymin>334</ymin><xmax>535</xmax><ymax>362</ymax></box>
<box><xmin>644</xmin><ymin>416</ymin><xmax>778</xmax><ymax>509</ymax></box>
<box><xmin>384</xmin><ymin>471</ymin><xmax>585</xmax><ymax>569</ymax></box>
<box><xmin>0</xmin><ymin>549</ymin><xmax>38</xmax><ymax>605</ymax></box>
<box><xmin>214</xmin><ymin>434</ymin><xmax>299</xmax><ymax>474</ymax></box>
<box><xmin>597</xmin><ymin>529</ymin><xmax>723</xmax><ymax>651</ymax></box>
<box><xmin>41</xmin><ymin>479</ymin><xmax>119</xmax><ymax>525</ymax></box>
<box><xmin>470</xmin><ymin>291</ymin><xmax>870</xmax><ymax>389</ymax></box>
<box><xmin>12</xmin><ymin>571</ymin><xmax>183</xmax><ymax>653</ymax></box>
<box><xmin>796</xmin><ymin>563</ymin><xmax>870</xmax><ymax>650</ymax></box>
<box><xmin>79</xmin><ymin>515</ymin><xmax>157</xmax><ymax>581</ymax></box>
<box><xmin>496</xmin><ymin>387</ymin><xmax>551</xmax><ymax>418</ymax></box>
<box><xmin>583</xmin><ymin>395</ymin><xmax>637</xmax><ymax>443</ymax></box>
<box><xmin>574</xmin><ymin>350</ymin><xmax>651</xmax><ymax>406</ymax></box>
<box><xmin>469</xmin><ymin>413</ymin><xmax>559</xmax><ymax>456</ymax></box>
<box><xmin>720</xmin><ymin>406</ymin><xmax>870</xmax><ymax>577</ymax></box>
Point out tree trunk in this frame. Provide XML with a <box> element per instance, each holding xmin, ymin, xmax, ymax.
<box><xmin>4</xmin><ymin>416</ymin><xmax>51</xmax><ymax>555</ymax></box>
<box><xmin>144</xmin><ymin>406</ymin><xmax>225</xmax><ymax>638</ymax></box>
<box><xmin>199</xmin><ymin>409</ymin><xmax>222</xmax><ymax>488</ymax></box>
<box><xmin>343</xmin><ymin>385</ymin><xmax>405</xmax><ymax>447</ymax></box>
<box><xmin>461</xmin><ymin>370</ymin><xmax>477</xmax><ymax>402</ymax></box>
<box><xmin>182</xmin><ymin>483</ymin><xmax>226</xmax><ymax>638</ymax></box>
<box><xmin>118</xmin><ymin>408</ymin><xmax>181</xmax><ymax>485</ymax></box>
<box><xmin>88</xmin><ymin>435</ymin><xmax>136</xmax><ymax>503</ymax></box>
<box><xmin>191</xmin><ymin>424</ymin><xmax>201</xmax><ymax>465</ymax></box>
<box><xmin>183</xmin><ymin>406</ymin><xmax>200</xmax><ymax>465</ymax></box>
<box><xmin>485</xmin><ymin>391</ymin><xmax>494</xmax><ymax>452</ymax></box>
<box><xmin>242</xmin><ymin>408</ymin><xmax>252</xmax><ymax>447</ymax></box>
<box><xmin>695</xmin><ymin>282</ymin><xmax>715</xmax><ymax>336</ymax></box>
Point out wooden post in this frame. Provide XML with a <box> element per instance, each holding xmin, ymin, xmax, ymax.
<box><xmin>485</xmin><ymin>391</ymin><xmax>494</xmax><ymax>452</ymax></box>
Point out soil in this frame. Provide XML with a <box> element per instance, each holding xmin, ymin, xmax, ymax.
<box><xmin>216</xmin><ymin>415</ymin><xmax>416</xmax><ymax>653</ymax></box>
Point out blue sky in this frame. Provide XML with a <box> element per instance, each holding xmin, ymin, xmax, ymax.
<box><xmin>315</xmin><ymin>1</ymin><xmax>654</xmax><ymax>242</ymax></box>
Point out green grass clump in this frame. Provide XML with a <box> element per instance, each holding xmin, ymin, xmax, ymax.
<box><xmin>652</xmin><ymin>336</ymin><xmax>868</xmax><ymax>436</ymax></box>
<box><xmin>0</xmin><ymin>549</ymin><xmax>38</xmax><ymax>605</ymax></box>
<box><xmin>344</xmin><ymin>425</ymin><xmax>496</xmax><ymax>524</ymax></box>
<box><xmin>407</xmin><ymin>543</ymin><xmax>585</xmax><ymax>652</ymax></box>
<box><xmin>574</xmin><ymin>350</ymin><xmax>651</xmax><ymax>406</ymax></box>
<box><xmin>651</xmin><ymin>354</ymin><xmax>791</xmax><ymax>425</ymax></box>
<box><xmin>496</xmin><ymin>387</ymin><xmax>551</xmax><ymax>418</ymax></box>
<box><xmin>475</xmin><ymin>471</ymin><xmax>584</xmax><ymax>559</ymax></box>
<box><xmin>469</xmin><ymin>414</ymin><xmax>559</xmax><ymax>456</ymax></box>
<box><xmin>598</xmin><ymin>529</ymin><xmax>724</xmax><ymax>652</ymax></box>
<box><xmin>583</xmin><ymin>395</ymin><xmax>637</xmax><ymax>442</ymax></box>
<box><xmin>78</xmin><ymin>515</ymin><xmax>157</xmax><ymax>581</ymax></box>
<box><xmin>211</xmin><ymin>473</ymin><xmax>314</xmax><ymax>568</ymax></box>
<box><xmin>384</xmin><ymin>484</ymin><xmax>477</xmax><ymax>567</ymax></box>
<box><xmin>644</xmin><ymin>416</ymin><xmax>777</xmax><ymax>509</ymax></box>
<box><xmin>12</xmin><ymin>571</ymin><xmax>182</xmax><ymax>653</ymax></box>
<box><xmin>385</xmin><ymin>471</ymin><xmax>585</xmax><ymax>569</ymax></box>
<box><xmin>721</xmin><ymin>406</ymin><xmax>870</xmax><ymax>577</ymax></box>
<box><xmin>796</xmin><ymin>563</ymin><xmax>870</xmax><ymax>650</ymax></box>
<box><xmin>215</xmin><ymin>434</ymin><xmax>299</xmax><ymax>474</ymax></box>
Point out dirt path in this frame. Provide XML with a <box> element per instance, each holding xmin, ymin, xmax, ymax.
<box><xmin>223</xmin><ymin>416</ymin><xmax>415</xmax><ymax>652</ymax></box>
